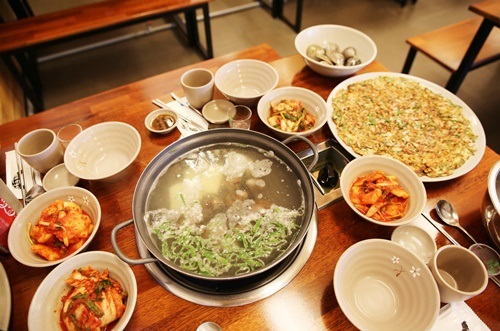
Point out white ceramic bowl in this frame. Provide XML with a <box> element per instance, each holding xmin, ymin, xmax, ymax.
<box><xmin>339</xmin><ymin>155</ymin><xmax>427</xmax><ymax>226</ymax></box>
<box><xmin>64</xmin><ymin>122</ymin><xmax>141</xmax><ymax>182</ymax></box>
<box><xmin>202</xmin><ymin>99</ymin><xmax>234</xmax><ymax>124</ymax></box>
<box><xmin>28</xmin><ymin>251</ymin><xmax>137</xmax><ymax>330</ymax></box>
<box><xmin>334</xmin><ymin>239</ymin><xmax>440</xmax><ymax>330</ymax></box>
<box><xmin>295</xmin><ymin>24</ymin><xmax>377</xmax><ymax>77</ymax></box>
<box><xmin>42</xmin><ymin>163</ymin><xmax>79</xmax><ymax>191</ymax></box>
<box><xmin>257</xmin><ymin>86</ymin><xmax>329</xmax><ymax>138</ymax></box>
<box><xmin>215</xmin><ymin>59</ymin><xmax>279</xmax><ymax>107</ymax></box>
<box><xmin>144</xmin><ymin>108</ymin><xmax>178</xmax><ymax>134</ymax></box>
<box><xmin>391</xmin><ymin>225</ymin><xmax>437</xmax><ymax>264</ymax></box>
<box><xmin>7</xmin><ymin>186</ymin><xmax>101</xmax><ymax>267</ymax></box>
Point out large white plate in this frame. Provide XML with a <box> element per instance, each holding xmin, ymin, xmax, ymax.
<box><xmin>0</xmin><ymin>262</ymin><xmax>11</xmax><ymax>331</ymax></box>
<box><xmin>28</xmin><ymin>251</ymin><xmax>137</xmax><ymax>330</ymax></box>
<box><xmin>326</xmin><ymin>72</ymin><xmax>486</xmax><ymax>182</ymax></box>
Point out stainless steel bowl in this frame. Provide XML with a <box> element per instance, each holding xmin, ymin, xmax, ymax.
<box><xmin>481</xmin><ymin>160</ymin><xmax>500</xmax><ymax>250</ymax></box>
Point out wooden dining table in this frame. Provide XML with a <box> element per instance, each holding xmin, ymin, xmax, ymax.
<box><xmin>1</xmin><ymin>43</ymin><xmax>499</xmax><ymax>330</ymax></box>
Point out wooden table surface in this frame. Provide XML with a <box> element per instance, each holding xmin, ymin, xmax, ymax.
<box><xmin>1</xmin><ymin>44</ymin><xmax>499</xmax><ymax>331</ymax></box>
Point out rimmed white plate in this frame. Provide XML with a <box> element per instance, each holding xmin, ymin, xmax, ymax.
<box><xmin>28</xmin><ymin>251</ymin><xmax>137</xmax><ymax>330</ymax></box>
<box><xmin>0</xmin><ymin>262</ymin><xmax>11</xmax><ymax>331</ymax></box>
<box><xmin>326</xmin><ymin>72</ymin><xmax>486</xmax><ymax>182</ymax></box>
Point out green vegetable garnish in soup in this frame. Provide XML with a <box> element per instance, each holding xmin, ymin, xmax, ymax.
<box><xmin>145</xmin><ymin>143</ymin><xmax>305</xmax><ymax>277</ymax></box>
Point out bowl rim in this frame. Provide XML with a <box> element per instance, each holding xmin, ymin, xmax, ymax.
<box><xmin>214</xmin><ymin>59</ymin><xmax>279</xmax><ymax>97</ymax></box>
<box><xmin>488</xmin><ymin>160</ymin><xmax>500</xmax><ymax>213</ymax></box>
<box><xmin>7</xmin><ymin>186</ymin><xmax>101</xmax><ymax>267</ymax></box>
<box><xmin>144</xmin><ymin>108</ymin><xmax>178</xmax><ymax>134</ymax></box>
<box><xmin>28</xmin><ymin>250</ymin><xmax>137</xmax><ymax>330</ymax></box>
<box><xmin>333</xmin><ymin>238</ymin><xmax>440</xmax><ymax>330</ymax></box>
<box><xmin>339</xmin><ymin>155</ymin><xmax>427</xmax><ymax>226</ymax></box>
<box><xmin>257</xmin><ymin>86</ymin><xmax>330</xmax><ymax>136</ymax></box>
<box><xmin>295</xmin><ymin>24</ymin><xmax>378</xmax><ymax>70</ymax></box>
<box><xmin>64</xmin><ymin>121</ymin><xmax>141</xmax><ymax>180</ymax></box>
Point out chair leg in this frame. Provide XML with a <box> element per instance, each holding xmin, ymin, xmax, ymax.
<box><xmin>402</xmin><ymin>47</ymin><xmax>417</xmax><ymax>74</ymax></box>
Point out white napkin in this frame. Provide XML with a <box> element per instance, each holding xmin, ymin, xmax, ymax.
<box><xmin>5</xmin><ymin>150</ymin><xmax>41</xmax><ymax>199</ymax></box>
<box><xmin>430</xmin><ymin>301</ymin><xmax>491</xmax><ymax>331</ymax></box>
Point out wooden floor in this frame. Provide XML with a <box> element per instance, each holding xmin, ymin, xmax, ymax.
<box><xmin>4</xmin><ymin>0</ymin><xmax>500</xmax><ymax>152</ymax></box>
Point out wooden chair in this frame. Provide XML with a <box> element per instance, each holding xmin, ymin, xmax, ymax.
<box><xmin>402</xmin><ymin>17</ymin><xmax>500</xmax><ymax>93</ymax></box>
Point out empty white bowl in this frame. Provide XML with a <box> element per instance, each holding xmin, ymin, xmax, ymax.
<box><xmin>64</xmin><ymin>122</ymin><xmax>141</xmax><ymax>182</ymax></box>
<box><xmin>339</xmin><ymin>155</ymin><xmax>426</xmax><ymax>226</ymax></box>
<box><xmin>257</xmin><ymin>86</ymin><xmax>329</xmax><ymax>138</ymax></box>
<box><xmin>28</xmin><ymin>251</ymin><xmax>137</xmax><ymax>330</ymax></box>
<box><xmin>7</xmin><ymin>186</ymin><xmax>101</xmax><ymax>267</ymax></box>
<box><xmin>295</xmin><ymin>24</ymin><xmax>377</xmax><ymax>77</ymax></box>
<box><xmin>215</xmin><ymin>59</ymin><xmax>279</xmax><ymax>107</ymax></box>
<box><xmin>391</xmin><ymin>225</ymin><xmax>437</xmax><ymax>264</ymax></box>
<box><xmin>202</xmin><ymin>99</ymin><xmax>234</xmax><ymax>124</ymax></box>
<box><xmin>42</xmin><ymin>163</ymin><xmax>79</xmax><ymax>191</ymax></box>
<box><xmin>334</xmin><ymin>239</ymin><xmax>440</xmax><ymax>330</ymax></box>
<box><xmin>145</xmin><ymin>108</ymin><xmax>178</xmax><ymax>134</ymax></box>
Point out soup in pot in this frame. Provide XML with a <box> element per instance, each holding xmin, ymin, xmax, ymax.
<box><xmin>145</xmin><ymin>143</ymin><xmax>305</xmax><ymax>277</ymax></box>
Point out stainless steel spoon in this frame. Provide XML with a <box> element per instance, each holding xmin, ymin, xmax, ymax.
<box><xmin>25</xmin><ymin>167</ymin><xmax>46</xmax><ymax>204</ymax></box>
<box><xmin>436</xmin><ymin>199</ymin><xmax>478</xmax><ymax>244</ymax></box>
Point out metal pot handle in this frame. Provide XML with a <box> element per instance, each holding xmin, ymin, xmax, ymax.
<box><xmin>110</xmin><ymin>219</ymin><xmax>158</xmax><ymax>265</ymax></box>
<box><xmin>282</xmin><ymin>135</ymin><xmax>324</xmax><ymax>195</ymax></box>
<box><xmin>281</xmin><ymin>135</ymin><xmax>319</xmax><ymax>171</ymax></box>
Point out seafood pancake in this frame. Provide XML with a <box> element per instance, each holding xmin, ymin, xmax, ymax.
<box><xmin>331</xmin><ymin>76</ymin><xmax>477</xmax><ymax>178</ymax></box>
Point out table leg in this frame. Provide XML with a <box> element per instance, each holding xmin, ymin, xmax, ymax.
<box><xmin>445</xmin><ymin>18</ymin><xmax>494</xmax><ymax>94</ymax></box>
<box><xmin>401</xmin><ymin>47</ymin><xmax>417</xmax><ymax>74</ymax></box>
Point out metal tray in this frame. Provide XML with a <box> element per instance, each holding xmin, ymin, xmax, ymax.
<box><xmin>298</xmin><ymin>139</ymin><xmax>352</xmax><ymax>210</ymax></box>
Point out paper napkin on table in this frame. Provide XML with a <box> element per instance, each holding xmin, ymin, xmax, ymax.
<box><xmin>163</xmin><ymin>99</ymin><xmax>209</xmax><ymax>138</ymax></box>
<box><xmin>430</xmin><ymin>301</ymin><xmax>491</xmax><ymax>331</ymax></box>
<box><xmin>5</xmin><ymin>150</ymin><xmax>41</xmax><ymax>199</ymax></box>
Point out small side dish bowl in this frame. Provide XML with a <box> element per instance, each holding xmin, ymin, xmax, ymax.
<box><xmin>202</xmin><ymin>99</ymin><xmax>234</xmax><ymax>124</ymax></box>
<box><xmin>7</xmin><ymin>186</ymin><xmax>101</xmax><ymax>267</ymax></box>
<box><xmin>334</xmin><ymin>239</ymin><xmax>440</xmax><ymax>330</ymax></box>
<box><xmin>42</xmin><ymin>163</ymin><xmax>79</xmax><ymax>191</ymax></box>
<box><xmin>257</xmin><ymin>86</ymin><xmax>329</xmax><ymax>138</ymax></box>
<box><xmin>391</xmin><ymin>225</ymin><xmax>437</xmax><ymax>264</ymax></box>
<box><xmin>65</xmin><ymin>121</ymin><xmax>141</xmax><ymax>182</ymax></box>
<box><xmin>294</xmin><ymin>24</ymin><xmax>377</xmax><ymax>77</ymax></box>
<box><xmin>28</xmin><ymin>251</ymin><xmax>137</xmax><ymax>330</ymax></box>
<box><xmin>145</xmin><ymin>108</ymin><xmax>178</xmax><ymax>134</ymax></box>
<box><xmin>339</xmin><ymin>155</ymin><xmax>426</xmax><ymax>226</ymax></box>
<box><xmin>215</xmin><ymin>59</ymin><xmax>279</xmax><ymax>107</ymax></box>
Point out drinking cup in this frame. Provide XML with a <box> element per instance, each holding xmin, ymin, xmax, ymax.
<box><xmin>428</xmin><ymin>245</ymin><xmax>488</xmax><ymax>303</ymax></box>
<box><xmin>16</xmin><ymin>129</ymin><xmax>64</xmax><ymax>174</ymax></box>
<box><xmin>228</xmin><ymin>105</ymin><xmax>252</xmax><ymax>130</ymax></box>
<box><xmin>181</xmin><ymin>68</ymin><xmax>214</xmax><ymax>109</ymax></box>
<box><xmin>57</xmin><ymin>124</ymin><xmax>82</xmax><ymax>150</ymax></box>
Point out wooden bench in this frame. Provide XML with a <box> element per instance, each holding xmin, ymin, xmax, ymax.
<box><xmin>402</xmin><ymin>17</ymin><xmax>500</xmax><ymax>93</ymax></box>
<box><xmin>0</xmin><ymin>0</ymin><xmax>214</xmax><ymax>112</ymax></box>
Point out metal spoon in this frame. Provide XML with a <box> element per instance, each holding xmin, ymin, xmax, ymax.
<box><xmin>25</xmin><ymin>167</ymin><xmax>46</xmax><ymax>204</ymax></box>
<box><xmin>436</xmin><ymin>199</ymin><xmax>478</xmax><ymax>244</ymax></box>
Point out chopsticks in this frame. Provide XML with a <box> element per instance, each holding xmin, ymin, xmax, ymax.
<box><xmin>14</xmin><ymin>143</ymin><xmax>27</xmax><ymax>206</ymax></box>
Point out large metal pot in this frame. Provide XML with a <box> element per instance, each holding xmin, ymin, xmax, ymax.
<box><xmin>481</xmin><ymin>160</ymin><xmax>500</xmax><ymax>250</ymax></box>
<box><xmin>111</xmin><ymin>129</ymin><xmax>318</xmax><ymax>281</ymax></box>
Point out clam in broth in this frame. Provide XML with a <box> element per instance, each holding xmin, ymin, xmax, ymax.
<box><xmin>145</xmin><ymin>143</ymin><xmax>305</xmax><ymax>277</ymax></box>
